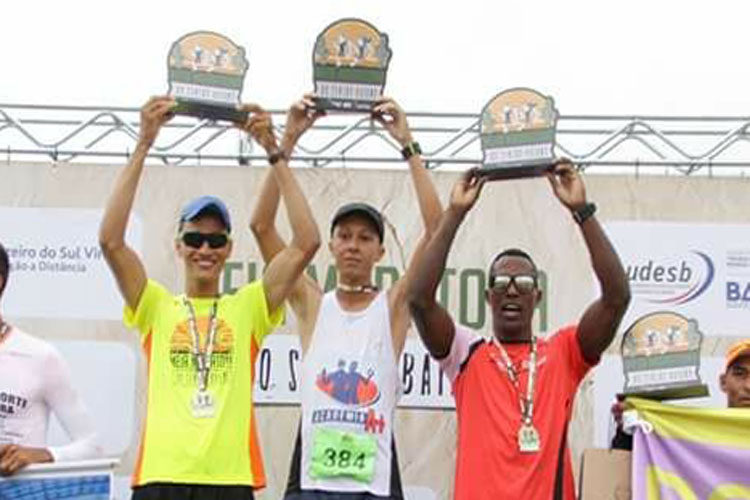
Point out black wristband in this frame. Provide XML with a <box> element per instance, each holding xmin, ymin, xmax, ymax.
<box><xmin>268</xmin><ymin>150</ymin><xmax>286</xmax><ymax>165</ymax></box>
<box><xmin>401</xmin><ymin>141</ymin><xmax>422</xmax><ymax>160</ymax></box>
<box><xmin>572</xmin><ymin>202</ymin><xmax>597</xmax><ymax>225</ymax></box>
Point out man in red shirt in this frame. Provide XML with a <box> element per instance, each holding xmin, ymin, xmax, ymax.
<box><xmin>407</xmin><ymin>163</ymin><xmax>631</xmax><ymax>500</ymax></box>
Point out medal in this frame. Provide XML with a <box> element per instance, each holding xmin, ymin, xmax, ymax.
<box><xmin>493</xmin><ymin>335</ymin><xmax>541</xmax><ymax>453</ymax></box>
<box><xmin>183</xmin><ymin>298</ymin><xmax>219</xmax><ymax>419</ymax></box>
<box><xmin>191</xmin><ymin>389</ymin><xmax>216</xmax><ymax>419</ymax></box>
<box><xmin>518</xmin><ymin>423</ymin><xmax>541</xmax><ymax>453</ymax></box>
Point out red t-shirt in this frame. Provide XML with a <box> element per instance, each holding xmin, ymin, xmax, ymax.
<box><xmin>439</xmin><ymin>325</ymin><xmax>593</xmax><ymax>500</ymax></box>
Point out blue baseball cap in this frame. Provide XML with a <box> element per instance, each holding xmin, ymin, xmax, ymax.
<box><xmin>179</xmin><ymin>195</ymin><xmax>232</xmax><ymax>233</ymax></box>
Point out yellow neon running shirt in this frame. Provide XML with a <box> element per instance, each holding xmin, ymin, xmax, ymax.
<box><xmin>124</xmin><ymin>279</ymin><xmax>283</xmax><ymax>488</ymax></box>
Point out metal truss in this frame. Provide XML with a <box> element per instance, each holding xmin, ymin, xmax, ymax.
<box><xmin>3</xmin><ymin>103</ymin><xmax>750</xmax><ymax>175</ymax></box>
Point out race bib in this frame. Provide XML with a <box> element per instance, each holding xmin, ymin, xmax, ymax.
<box><xmin>310</xmin><ymin>427</ymin><xmax>377</xmax><ymax>483</ymax></box>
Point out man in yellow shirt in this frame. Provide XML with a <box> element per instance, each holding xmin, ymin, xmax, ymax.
<box><xmin>99</xmin><ymin>97</ymin><xmax>321</xmax><ymax>500</ymax></box>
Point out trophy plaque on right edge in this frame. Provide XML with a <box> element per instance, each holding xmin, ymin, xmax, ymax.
<box><xmin>479</xmin><ymin>88</ymin><xmax>559</xmax><ymax>180</ymax></box>
<box><xmin>620</xmin><ymin>311</ymin><xmax>709</xmax><ymax>401</ymax></box>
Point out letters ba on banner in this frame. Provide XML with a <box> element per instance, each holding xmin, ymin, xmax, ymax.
<box><xmin>479</xmin><ymin>88</ymin><xmax>559</xmax><ymax>180</ymax></box>
<box><xmin>312</xmin><ymin>18</ymin><xmax>392</xmax><ymax>112</ymax></box>
<box><xmin>167</xmin><ymin>31</ymin><xmax>249</xmax><ymax>122</ymax></box>
<box><xmin>620</xmin><ymin>312</ymin><xmax>709</xmax><ymax>400</ymax></box>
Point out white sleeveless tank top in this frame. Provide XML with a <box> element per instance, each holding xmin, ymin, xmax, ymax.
<box><xmin>299</xmin><ymin>291</ymin><xmax>399</xmax><ymax>495</ymax></box>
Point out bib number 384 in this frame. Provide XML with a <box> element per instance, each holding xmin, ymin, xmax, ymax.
<box><xmin>310</xmin><ymin>428</ymin><xmax>377</xmax><ymax>483</ymax></box>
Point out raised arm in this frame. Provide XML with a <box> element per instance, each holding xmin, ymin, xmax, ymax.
<box><xmin>407</xmin><ymin>170</ymin><xmax>485</xmax><ymax>359</ymax></box>
<box><xmin>371</xmin><ymin>98</ymin><xmax>443</xmax><ymax>352</ymax></box>
<box><xmin>99</xmin><ymin>97</ymin><xmax>174</xmax><ymax>309</ymax></box>
<box><xmin>238</xmin><ymin>104</ymin><xmax>321</xmax><ymax>313</ymax></box>
<box><xmin>371</xmin><ymin>97</ymin><xmax>443</xmax><ymax>234</ymax></box>
<box><xmin>546</xmin><ymin>161</ymin><xmax>631</xmax><ymax>364</ymax></box>
<box><xmin>250</xmin><ymin>95</ymin><xmax>323</xmax><ymax>265</ymax></box>
<box><xmin>249</xmin><ymin>97</ymin><xmax>323</xmax><ymax>340</ymax></box>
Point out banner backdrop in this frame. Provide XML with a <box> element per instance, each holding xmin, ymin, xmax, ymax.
<box><xmin>630</xmin><ymin>398</ymin><xmax>750</xmax><ymax>500</ymax></box>
<box><xmin>2</xmin><ymin>161</ymin><xmax>750</xmax><ymax>499</ymax></box>
<box><xmin>606</xmin><ymin>221</ymin><xmax>750</xmax><ymax>339</ymax></box>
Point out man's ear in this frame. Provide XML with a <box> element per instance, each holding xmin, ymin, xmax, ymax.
<box><xmin>720</xmin><ymin>373</ymin><xmax>728</xmax><ymax>395</ymax></box>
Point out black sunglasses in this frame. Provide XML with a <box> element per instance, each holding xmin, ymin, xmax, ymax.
<box><xmin>180</xmin><ymin>232</ymin><xmax>230</xmax><ymax>249</ymax></box>
<box><xmin>490</xmin><ymin>274</ymin><xmax>537</xmax><ymax>294</ymax></box>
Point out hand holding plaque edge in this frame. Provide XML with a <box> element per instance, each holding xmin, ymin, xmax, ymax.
<box><xmin>235</xmin><ymin>104</ymin><xmax>279</xmax><ymax>155</ymax></box>
<box><xmin>281</xmin><ymin>94</ymin><xmax>326</xmax><ymax>156</ymax></box>
<box><xmin>139</xmin><ymin>96</ymin><xmax>176</xmax><ymax>147</ymax></box>
<box><xmin>449</xmin><ymin>168</ymin><xmax>486</xmax><ymax>215</ymax></box>
<box><xmin>546</xmin><ymin>159</ymin><xmax>587</xmax><ymax>212</ymax></box>
<box><xmin>371</xmin><ymin>97</ymin><xmax>413</xmax><ymax>147</ymax></box>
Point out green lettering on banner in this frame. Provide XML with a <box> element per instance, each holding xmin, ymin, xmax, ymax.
<box><xmin>223</xmin><ymin>260</ymin><xmax>549</xmax><ymax>332</ymax></box>
<box><xmin>222</xmin><ymin>262</ymin><xmax>257</xmax><ymax>294</ymax></box>
<box><xmin>306</xmin><ymin>264</ymin><xmax>338</xmax><ymax>292</ymax></box>
<box><xmin>310</xmin><ymin>427</ymin><xmax>377</xmax><ymax>483</ymax></box>
<box><xmin>459</xmin><ymin>268</ymin><xmax>485</xmax><ymax>329</ymax></box>
<box><xmin>438</xmin><ymin>268</ymin><xmax>456</xmax><ymax>308</ymax></box>
<box><xmin>375</xmin><ymin>266</ymin><xmax>399</xmax><ymax>290</ymax></box>
<box><xmin>537</xmin><ymin>271</ymin><xmax>548</xmax><ymax>333</ymax></box>
<box><xmin>222</xmin><ymin>262</ymin><xmax>243</xmax><ymax>294</ymax></box>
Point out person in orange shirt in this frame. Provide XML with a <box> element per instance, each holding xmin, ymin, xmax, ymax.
<box><xmin>407</xmin><ymin>163</ymin><xmax>631</xmax><ymax>500</ymax></box>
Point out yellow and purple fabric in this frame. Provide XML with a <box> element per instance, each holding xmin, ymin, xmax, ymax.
<box><xmin>629</xmin><ymin>397</ymin><xmax>750</xmax><ymax>499</ymax></box>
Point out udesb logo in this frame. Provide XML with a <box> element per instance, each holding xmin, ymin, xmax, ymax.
<box><xmin>626</xmin><ymin>251</ymin><xmax>714</xmax><ymax>305</ymax></box>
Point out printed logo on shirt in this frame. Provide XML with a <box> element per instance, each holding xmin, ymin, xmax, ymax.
<box><xmin>316</xmin><ymin>359</ymin><xmax>380</xmax><ymax>407</ymax></box>
<box><xmin>0</xmin><ymin>392</ymin><xmax>29</xmax><ymax>417</ymax></box>
<box><xmin>312</xmin><ymin>360</ymin><xmax>386</xmax><ymax>434</ymax></box>
<box><xmin>169</xmin><ymin>317</ymin><xmax>235</xmax><ymax>388</ymax></box>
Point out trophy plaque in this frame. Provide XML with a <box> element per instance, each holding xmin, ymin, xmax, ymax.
<box><xmin>167</xmin><ymin>31</ymin><xmax>249</xmax><ymax>122</ymax></box>
<box><xmin>312</xmin><ymin>18</ymin><xmax>392</xmax><ymax>112</ymax></box>
<box><xmin>479</xmin><ymin>88</ymin><xmax>559</xmax><ymax>180</ymax></box>
<box><xmin>620</xmin><ymin>311</ymin><xmax>709</xmax><ymax>400</ymax></box>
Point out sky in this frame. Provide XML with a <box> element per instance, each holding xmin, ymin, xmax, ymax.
<box><xmin>4</xmin><ymin>0</ymin><xmax>750</xmax><ymax>117</ymax></box>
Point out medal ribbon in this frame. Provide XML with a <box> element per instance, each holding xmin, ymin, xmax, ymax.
<box><xmin>493</xmin><ymin>335</ymin><xmax>538</xmax><ymax>426</ymax></box>
<box><xmin>182</xmin><ymin>297</ymin><xmax>219</xmax><ymax>393</ymax></box>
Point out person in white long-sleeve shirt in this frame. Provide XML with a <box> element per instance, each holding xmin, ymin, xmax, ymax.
<box><xmin>0</xmin><ymin>241</ymin><xmax>102</xmax><ymax>476</ymax></box>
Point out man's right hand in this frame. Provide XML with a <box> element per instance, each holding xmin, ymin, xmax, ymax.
<box><xmin>281</xmin><ymin>94</ymin><xmax>325</xmax><ymax>155</ymax></box>
<box><xmin>138</xmin><ymin>96</ymin><xmax>175</xmax><ymax>147</ymax></box>
<box><xmin>449</xmin><ymin>168</ymin><xmax>486</xmax><ymax>214</ymax></box>
<box><xmin>0</xmin><ymin>444</ymin><xmax>53</xmax><ymax>476</ymax></box>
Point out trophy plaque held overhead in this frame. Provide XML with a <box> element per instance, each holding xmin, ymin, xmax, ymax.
<box><xmin>479</xmin><ymin>88</ymin><xmax>559</xmax><ymax>180</ymax></box>
<box><xmin>167</xmin><ymin>31</ymin><xmax>249</xmax><ymax>123</ymax></box>
<box><xmin>312</xmin><ymin>18</ymin><xmax>392</xmax><ymax>112</ymax></box>
<box><xmin>620</xmin><ymin>311</ymin><xmax>709</xmax><ymax>401</ymax></box>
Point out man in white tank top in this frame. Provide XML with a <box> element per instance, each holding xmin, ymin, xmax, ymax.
<box><xmin>250</xmin><ymin>95</ymin><xmax>442</xmax><ymax>499</ymax></box>
<box><xmin>0</xmin><ymin>241</ymin><xmax>102</xmax><ymax>476</ymax></box>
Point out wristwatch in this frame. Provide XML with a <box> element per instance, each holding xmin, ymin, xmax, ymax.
<box><xmin>401</xmin><ymin>141</ymin><xmax>422</xmax><ymax>160</ymax></box>
<box><xmin>572</xmin><ymin>202</ymin><xmax>597</xmax><ymax>225</ymax></box>
<box><xmin>268</xmin><ymin>149</ymin><xmax>286</xmax><ymax>165</ymax></box>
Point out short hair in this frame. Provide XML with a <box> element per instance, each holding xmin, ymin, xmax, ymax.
<box><xmin>0</xmin><ymin>241</ymin><xmax>9</xmax><ymax>297</ymax></box>
<box><xmin>487</xmin><ymin>248</ymin><xmax>538</xmax><ymax>287</ymax></box>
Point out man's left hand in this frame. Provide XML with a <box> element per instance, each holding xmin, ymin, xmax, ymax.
<box><xmin>546</xmin><ymin>159</ymin><xmax>587</xmax><ymax>212</ymax></box>
<box><xmin>0</xmin><ymin>444</ymin><xmax>53</xmax><ymax>476</ymax></box>
<box><xmin>235</xmin><ymin>104</ymin><xmax>279</xmax><ymax>154</ymax></box>
<box><xmin>371</xmin><ymin>97</ymin><xmax>413</xmax><ymax>147</ymax></box>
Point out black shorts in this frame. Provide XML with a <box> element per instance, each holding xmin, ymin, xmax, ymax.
<box><xmin>131</xmin><ymin>483</ymin><xmax>255</xmax><ymax>500</ymax></box>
